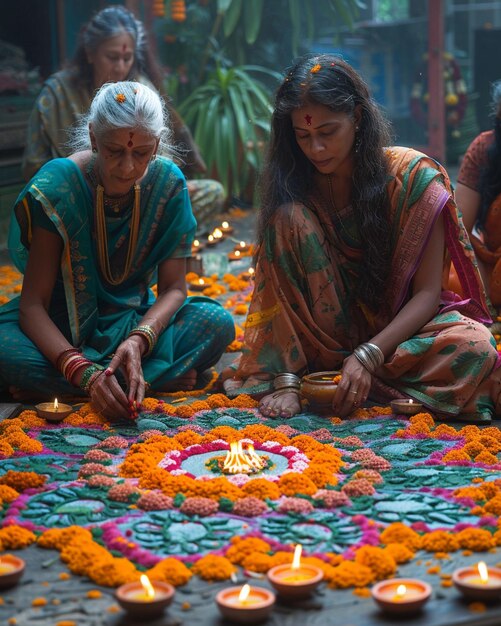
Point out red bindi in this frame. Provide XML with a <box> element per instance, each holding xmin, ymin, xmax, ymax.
<box><xmin>127</xmin><ymin>132</ymin><xmax>134</xmax><ymax>148</ymax></box>
<box><xmin>304</xmin><ymin>114</ymin><xmax>312</xmax><ymax>126</ymax></box>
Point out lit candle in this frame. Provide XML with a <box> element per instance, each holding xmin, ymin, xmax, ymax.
<box><xmin>267</xmin><ymin>544</ymin><xmax>323</xmax><ymax>597</ymax></box>
<box><xmin>220</xmin><ymin>221</ymin><xmax>234</xmax><ymax>234</ymax></box>
<box><xmin>228</xmin><ymin>249</ymin><xmax>242</xmax><ymax>261</ymax></box>
<box><xmin>206</xmin><ymin>234</ymin><xmax>217</xmax><ymax>246</ymax></box>
<box><xmin>235</xmin><ymin>240</ymin><xmax>250</xmax><ymax>253</ymax></box>
<box><xmin>371</xmin><ymin>578</ymin><xmax>431</xmax><ymax>614</ymax></box>
<box><xmin>35</xmin><ymin>398</ymin><xmax>73</xmax><ymax>422</ymax></box>
<box><xmin>0</xmin><ymin>555</ymin><xmax>25</xmax><ymax>588</ymax></box>
<box><xmin>453</xmin><ymin>562</ymin><xmax>501</xmax><ymax>601</ymax></box>
<box><xmin>390</xmin><ymin>398</ymin><xmax>423</xmax><ymax>416</ymax></box>
<box><xmin>240</xmin><ymin>267</ymin><xmax>255</xmax><ymax>281</ymax></box>
<box><xmin>216</xmin><ymin>584</ymin><xmax>275</xmax><ymax>623</ymax></box>
<box><xmin>188</xmin><ymin>277</ymin><xmax>210</xmax><ymax>292</ymax></box>
<box><xmin>116</xmin><ymin>575</ymin><xmax>174</xmax><ymax>617</ymax></box>
<box><xmin>191</xmin><ymin>239</ymin><xmax>204</xmax><ymax>254</ymax></box>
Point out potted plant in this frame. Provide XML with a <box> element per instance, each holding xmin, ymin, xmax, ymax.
<box><xmin>178</xmin><ymin>64</ymin><xmax>281</xmax><ymax>202</ymax></box>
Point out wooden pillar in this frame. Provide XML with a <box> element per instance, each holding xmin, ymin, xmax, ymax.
<box><xmin>427</xmin><ymin>0</ymin><xmax>445</xmax><ymax>163</ymax></box>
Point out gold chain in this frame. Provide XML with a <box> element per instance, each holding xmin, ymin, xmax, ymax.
<box><xmin>95</xmin><ymin>183</ymin><xmax>141</xmax><ymax>285</ymax></box>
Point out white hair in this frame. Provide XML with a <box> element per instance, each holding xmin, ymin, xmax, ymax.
<box><xmin>67</xmin><ymin>81</ymin><xmax>172</xmax><ymax>155</ymax></box>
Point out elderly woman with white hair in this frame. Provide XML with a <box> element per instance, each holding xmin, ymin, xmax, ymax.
<box><xmin>0</xmin><ymin>81</ymin><xmax>234</xmax><ymax>420</ymax></box>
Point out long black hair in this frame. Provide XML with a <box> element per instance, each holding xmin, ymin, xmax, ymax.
<box><xmin>257</xmin><ymin>53</ymin><xmax>393</xmax><ymax>314</ymax></box>
<box><xmin>478</xmin><ymin>80</ymin><xmax>501</xmax><ymax>229</ymax></box>
<box><xmin>69</xmin><ymin>5</ymin><xmax>163</xmax><ymax>91</ymax></box>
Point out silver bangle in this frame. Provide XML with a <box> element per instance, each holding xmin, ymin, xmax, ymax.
<box><xmin>353</xmin><ymin>342</ymin><xmax>384</xmax><ymax>374</ymax></box>
<box><xmin>274</xmin><ymin>372</ymin><xmax>301</xmax><ymax>391</ymax></box>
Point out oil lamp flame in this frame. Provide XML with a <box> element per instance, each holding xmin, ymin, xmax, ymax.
<box><xmin>140</xmin><ymin>574</ymin><xmax>155</xmax><ymax>599</ymax></box>
<box><xmin>245</xmin><ymin>443</ymin><xmax>265</xmax><ymax>469</ymax></box>
<box><xmin>54</xmin><ymin>398</ymin><xmax>59</xmax><ymax>411</ymax></box>
<box><xmin>238</xmin><ymin>584</ymin><xmax>251</xmax><ymax>603</ymax></box>
<box><xmin>292</xmin><ymin>544</ymin><xmax>302</xmax><ymax>570</ymax></box>
<box><xmin>396</xmin><ymin>584</ymin><xmax>407</xmax><ymax>598</ymax></box>
<box><xmin>478</xmin><ymin>561</ymin><xmax>489</xmax><ymax>584</ymax></box>
<box><xmin>222</xmin><ymin>441</ymin><xmax>265</xmax><ymax>474</ymax></box>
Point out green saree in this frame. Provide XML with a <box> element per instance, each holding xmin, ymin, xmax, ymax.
<box><xmin>0</xmin><ymin>157</ymin><xmax>234</xmax><ymax>396</ymax></box>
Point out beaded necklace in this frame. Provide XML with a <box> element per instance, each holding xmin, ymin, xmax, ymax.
<box><xmin>86</xmin><ymin>157</ymin><xmax>141</xmax><ymax>286</ymax></box>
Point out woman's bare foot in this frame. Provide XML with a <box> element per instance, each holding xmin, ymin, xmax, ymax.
<box><xmin>222</xmin><ymin>375</ymin><xmax>264</xmax><ymax>394</ymax></box>
<box><xmin>259</xmin><ymin>390</ymin><xmax>301</xmax><ymax>419</ymax></box>
<box><xmin>159</xmin><ymin>369</ymin><xmax>198</xmax><ymax>392</ymax></box>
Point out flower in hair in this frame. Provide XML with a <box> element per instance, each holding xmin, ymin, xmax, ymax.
<box><xmin>310</xmin><ymin>64</ymin><xmax>322</xmax><ymax>74</ymax></box>
<box><xmin>115</xmin><ymin>93</ymin><xmax>127</xmax><ymax>103</ymax></box>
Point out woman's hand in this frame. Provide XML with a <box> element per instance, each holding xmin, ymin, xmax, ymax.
<box><xmin>331</xmin><ymin>354</ymin><xmax>372</xmax><ymax>418</ymax></box>
<box><xmin>86</xmin><ymin>369</ymin><xmax>131</xmax><ymax>420</ymax></box>
<box><xmin>105</xmin><ymin>335</ymin><xmax>147</xmax><ymax>412</ymax></box>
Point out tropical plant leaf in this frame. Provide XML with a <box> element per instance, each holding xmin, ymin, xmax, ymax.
<box><xmin>217</xmin><ymin>0</ymin><xmax>233</xmax><ymax>12</ymax></box>
<box><xmin>223</xmin><ymin>0</ymin><xmax>243</xmax><ymax>38</ymax></box>
<box><xmin>243</xmin><ymin>0</ymin><xmax>264</xmax><ymax>44</ymax></box>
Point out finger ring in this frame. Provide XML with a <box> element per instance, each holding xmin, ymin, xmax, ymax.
<box><xmin>349</xmin><ymin>390</ymin><xmax>358</xmax><ymax>395</ymax></box>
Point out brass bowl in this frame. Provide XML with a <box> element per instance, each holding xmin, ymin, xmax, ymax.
<box><xmin>300</xmin><ymin>371</ymin><xmax>340</xmax><ymax>414</ymax></box>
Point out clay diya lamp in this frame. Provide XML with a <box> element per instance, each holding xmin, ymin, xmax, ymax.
<box><xmin>116</xmin><ymin>575</ymin><xmax>174</xmax><ymax>617</ymax></box>
<box><xmin>216</xmin><ymin>583</ymin><xmax>275</xmax><ymax>623</ymax></box>
<box><xmin>267</xmin><ymin>545</ymin><xmax>323</xmax><ymax>598</ymax></box>
<box><xmin>300</xmin><ymin>371</ymin><xmax>340</xmax><ymax>414</ymax></box>
<box><xmin>191</xmin><ymin>238</ymin><xmax>204</xmax><ymax>255</ymax></box>
<box><xmin>35</xmin><ymin>398</ymin><xmax>73</xmax><ymax>422</ymax></box>
<box><xmin>228</xmin><ymin>249</ymin><xmax>244</xmax><ymax>262</ymax></box>
<box><xmin>235</xmin><ymin>240</ymin><xmax>251</xmax><ymax>254</ymax></box>
<box><xmin>240</xmin><ymin>267</ymin><xmax>255</xmax><ymax>281</ymax></box>
<box><xmin>206</xmin><ymin>234</ymin><xmax>218</xmax><ymax>247</ymax></box>
<box><xmin>390</xmin><ymin>398</ymin><xmax>424</xmax><ymax>416</ymax></box>
<box><xmin>453</xmin><ymin>561</ymin><xmax>501</xmax><ymax>601</ymax></box>
<box><xmin>188</xmin><ymin>277</ymin><xmax>211</xmax><ymax>292</ymax></box>
<box><xmin>220</xmin><ymin>220</ymin><xmax>234</xmax><ymax>234</ymax></box>
<box><xmin>0</xmin><ymin>554</ymin><xmax>25</xmax><ymax>588</ymax></box>
<box><xmin>371</xmin><ymin>578</ymin><xmax>432</xmax><ymax>614</ymax></box>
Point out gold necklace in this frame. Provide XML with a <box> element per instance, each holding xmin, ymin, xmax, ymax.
<box><xmin>95</xmin><ymin>183</ymin><xmax>141</xmax><ymax>285</ymax></box>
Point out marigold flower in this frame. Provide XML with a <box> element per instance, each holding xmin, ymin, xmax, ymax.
<box><xmin>380</xmin><ymin>523</ymin><xmax>422</xmax><ymax>550</ymax></box>
<box><xmin>355</xmin><ymin>546</ymin><xmax>396</xmax><ymax>580</ymax></box>
<box><xmin>226</xmin><ymin>537</ymin><xmax>271</xmax><ymax>565</ymax></box>
<box><xmin>310</xmin><ymin>64</ymin><xmax>322</xmax><ymax>73</ymax></box>
<box><xmin>115</xmin><ymin>93</ymin><xmax>126</xmax><ymax>103</ymax></box>
<box><xmin>456</xmin><ymin>528</ymin><xmax>495</xmax><ymax>551</ymax></box>
<box><xmin>278</xmin><ymin>473</ymin><xmax>317</xmax><ymax>497</ymax></box>
<box><xmin>192</xmin><ymin>555</ymin><xmax>236</xmax><ymax>580</ymax></box>
<box><xmin>384</xmin><ymin>543</ymin><xmax>414</xmax><ymax>564</ymax></box>
<box><xmin>328</xmin><ymin>560</ymin><xmax>374</xmax><ymax>589</ymax></box>
<box><xmin>0</xmin><ymin>525</ymin><xmax>36</xmax><ymax>549</ymax></box>
<box><xmin>242</xmin><ymin>478</ymin><xmax>280</xmax><ymax>500</ymax></box>
<box><xmin>146</xmin><ymin>557</ymin><xmax>192</xmax><ymax>586</ymax></box>
<box><xmin>421</xmin><ymin>531</ymin><xmax>459</xmax><ymax>553</ymax></box>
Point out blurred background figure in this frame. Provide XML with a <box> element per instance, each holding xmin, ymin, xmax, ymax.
<box><xmin>21</xmin><ymin>5</ymin><xmax>224</xmax><ymax>227</ymax></box>
<box><xmin>455</xmin><ymin>80</ymin><xmax>501</xmax><ymax>313</ymax></box>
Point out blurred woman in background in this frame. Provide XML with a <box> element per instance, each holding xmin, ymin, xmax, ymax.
<box><xmin>22</xmin><ymin>4</ymin><xmax>224</xmax><ymax>226</ymax></box>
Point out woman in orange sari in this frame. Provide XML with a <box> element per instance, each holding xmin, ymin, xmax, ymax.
<box><xmin>224</xmin><ymin>54</ymin><xmax>499</xmax><ymax>423</ymax></box>
<box><xmin>455</xmin><ymin>79</ymin><xmax>501</xmax><ymax>311</ymax></box>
